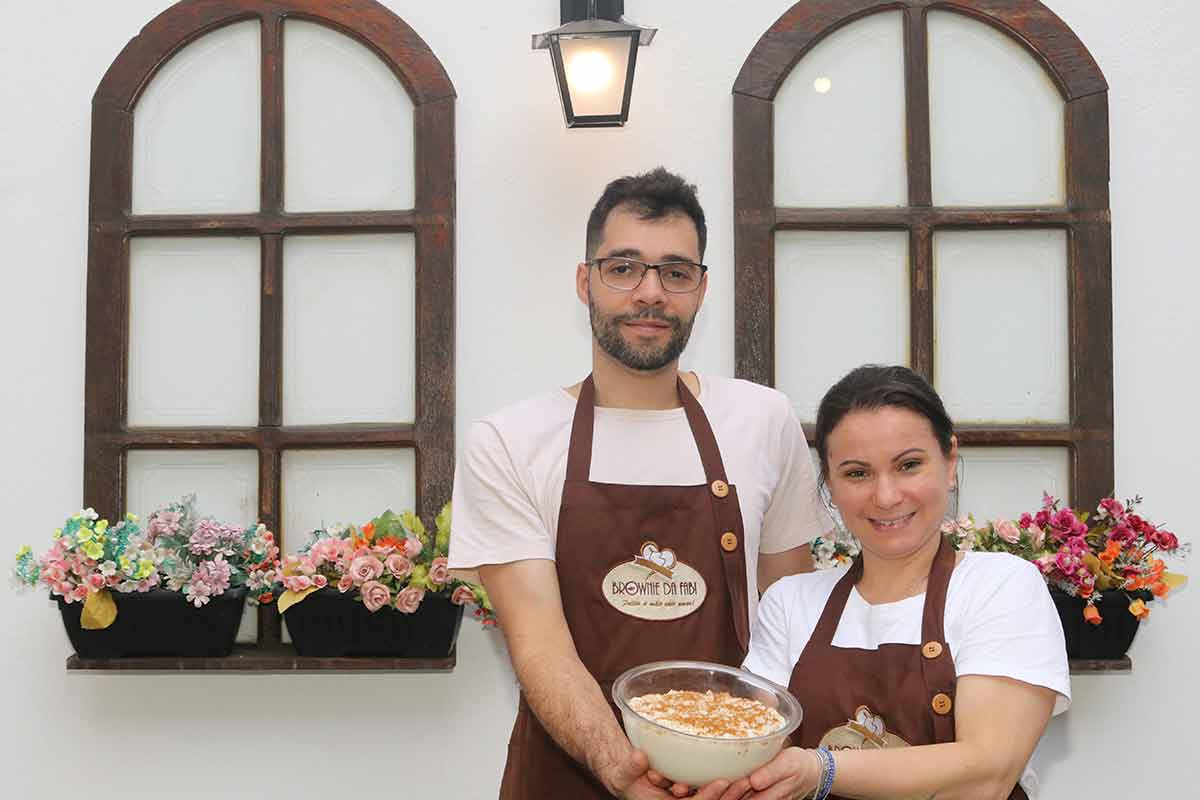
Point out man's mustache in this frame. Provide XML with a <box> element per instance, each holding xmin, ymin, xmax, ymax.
<box><xmin>615</xmin><ymin>308</ymin><xmax>680</xmax><ymax>327</ymax></box>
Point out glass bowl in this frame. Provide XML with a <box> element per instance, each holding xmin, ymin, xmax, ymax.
<box><xmin>612</xmin><ymin>659</ymin><xmax>803</xmax><ymax>786</ymax></box>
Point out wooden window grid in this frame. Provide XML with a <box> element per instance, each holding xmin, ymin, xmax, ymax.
<box><xmin>733</xmin><ymin>0</ymin><xmax>1113</xmax><ymax>510</ymax></box>
<box><xmin>82</xmin><ymin>0</ymin><xmax>455</xmax><ymax>667</ymax></box>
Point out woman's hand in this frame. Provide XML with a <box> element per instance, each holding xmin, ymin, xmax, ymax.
<box><xmin>717</xmin><ymin>747</ymin><xmax>821</xmax><ymax>800</ymax></box>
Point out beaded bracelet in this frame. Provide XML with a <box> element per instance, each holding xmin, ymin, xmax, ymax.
<box><xmin>811</xmin><ymin>746</ymin><xmax>836</xmax><ymax>800</ymax></box>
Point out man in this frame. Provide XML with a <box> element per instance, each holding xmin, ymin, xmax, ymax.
<box><xmin>449</xmin><ymin>168</ymin><xmax>829</xmax><ymax>798</ymax></box>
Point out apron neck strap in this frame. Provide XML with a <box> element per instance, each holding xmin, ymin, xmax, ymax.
<box><xmin>920</xmin><ymin>534</ymin><xmax>957</xmax><ymax>644</ymax></box>
<box><xmin>565</xmin><ymin>373</ymin><xmax>729</xmax><ymax>483</ymax></box>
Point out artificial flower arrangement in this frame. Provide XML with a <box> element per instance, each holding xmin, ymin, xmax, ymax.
<box><xmin>145</xmin><ymin>495</ymin><xmax>281</xmax><ymax>607</ymax></box>
<box><xmin>12</xmin><ymin>498</ymin><xmax>281</xmax><ymax>630</ymax></box>
<box><xmin>277</xmin><ymin>502</ymin><xmax>495</xmax><ymax>626</ymax></box>
<box><xmin>942</xmin><ymin>493</ymin><xmax>1187</xmax><ymax>624</ymax></box>
<box><xmin>12</xmin><ymin>508</ymin><xmax>159</xmax><ymax>622</ymax></box>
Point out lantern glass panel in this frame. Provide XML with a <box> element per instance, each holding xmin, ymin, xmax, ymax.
<box><xmin>558</xmin><ymin>34</ymin><xmax>633</xmax><ymax>118</ymax></box>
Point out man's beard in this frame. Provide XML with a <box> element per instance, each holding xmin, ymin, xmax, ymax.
<box><xmin>588</xmin><ymin>296</ymin><xmax>697</xmax><ymax>372</ymax></box>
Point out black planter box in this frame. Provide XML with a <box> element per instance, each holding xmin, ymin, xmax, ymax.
<box><xmin>1051</xmin><ymin>588</ymin><xmax>1148</xmax><ymax>660</ymax></box>
<box><xmin>56</xmin><ymin>587</ymin><xmax>248</xmax><ymax>659</ymax></box>
<box><xmin>283</xmin><ymin>588</ymin><xmax>464</xmax><ymax>658</ymax></box>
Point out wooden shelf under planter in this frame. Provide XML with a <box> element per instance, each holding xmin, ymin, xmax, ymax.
<box><xmin>65</xmin><ymin>643</ymin><xmax>456</xmax><ymax>672</ymax></box>
<box><xmin>1068</xmin><ymin>656</ymin><xmax>1131</xmax><ymax>673</ymax></box>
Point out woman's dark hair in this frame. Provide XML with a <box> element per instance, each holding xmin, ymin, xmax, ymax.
<box><xmin>585</xmin><ymin>167</ymin><xmax>707</xmax><ymax>259</ymax></box>
<box><xmin>814</xmin><ymin>365</ymin><xmax>955</xmax><ymax>479</ymax></box>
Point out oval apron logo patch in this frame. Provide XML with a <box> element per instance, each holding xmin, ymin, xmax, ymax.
<box><xmin>601</xmin><ymin>541</ymin><xmax>707</xmax><ymax>621</ymax></box>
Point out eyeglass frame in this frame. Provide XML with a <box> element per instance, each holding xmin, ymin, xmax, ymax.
<box><xmin>585</xmin><ymin>256</ymin><xmax>710</xmax><ymax>294</ymax></box>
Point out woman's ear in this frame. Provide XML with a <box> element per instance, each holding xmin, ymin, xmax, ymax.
<box><xmin>947</xmin><ymin>434</ymin><xmax>959</xmax><ymax>488</ymax></box>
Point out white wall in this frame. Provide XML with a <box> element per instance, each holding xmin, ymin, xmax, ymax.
<box><xmin>1</xmin><ymin>1</ymin><xmax>1196</xmax><ymax>796</ymax></box>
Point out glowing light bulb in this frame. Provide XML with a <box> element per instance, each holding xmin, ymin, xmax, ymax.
<box><xmin>567</xmin><ymin>50</ymin><xmax>615</xmax><ymax>94</ymax></box>
<box><xmin>813</xmin><ymin>76</ymin><xmax>832</xmax><ymax>94</ymax></box>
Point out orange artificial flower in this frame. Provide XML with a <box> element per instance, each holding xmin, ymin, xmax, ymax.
<box><xmin>1083</xmin><ymin>604</ymin><xmax>1102</xmax><ymax>625</ymax></box>
<box><xmin>1151</xmin><ymin>581</ymin><xmax>1169</xmax><ymax>598</ymax></box>
<box><xmin>376</xmin><ymin>535</ymin><xmax>405</xmax><ymax>550</ymax></box>
<box><xmin>258</xmin><ymin>592</ymin><xmax>275</xmax><ymax>604</ymax></box>
<box><xmin>1079</xmin><ymin>584</ymin><xmax>1094</xmax><ymax>599</ymax></box>
<box><xmin>1128</xmin><ymin>598</ymin><xmax>1150</xmax><ymax>620</ymax></box>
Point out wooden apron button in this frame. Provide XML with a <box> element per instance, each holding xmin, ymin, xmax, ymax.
<box><xmin>931</xmin><ymin>693</ymin><xmax>953</xmax><ymax>715</ymax></box>
<box><xmin>922</xmin><ymin>641</ymin><xmax>944</xmax><ymax>659</ymax></box>
<box><xmin>720</xmin><ymin>531</ymin><xmax>738</xmax><ymax>552</ymax></box>
<box><xmin>710</xmin><ymin>479</ymin><xmax>730</xmax><ymax>498</ymax></box>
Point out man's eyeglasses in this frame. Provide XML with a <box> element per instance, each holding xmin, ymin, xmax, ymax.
<box><xmin>587</xmin><ymin>257</ymin><xmax>708</xmax><ymax>294</ymax></box>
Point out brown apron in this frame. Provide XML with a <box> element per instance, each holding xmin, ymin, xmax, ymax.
<box><xmin>499</xmin><ymin>375</ymin><xmax>751</xmax><ymax>799</ymax></box>
<box><xmin>787</xmin><ymin>535</ymin><xmax>1027</xmax><ymax>799</ymax></box>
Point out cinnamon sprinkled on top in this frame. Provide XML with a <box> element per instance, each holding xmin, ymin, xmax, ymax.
<box><xmin>629</xmin><ymin>690</ymin><xmax>786</xmax><ymax>738</ymax></box>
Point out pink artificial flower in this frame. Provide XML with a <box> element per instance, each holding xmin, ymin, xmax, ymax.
<box><xmin>384</xmin><ymin>554</ymin><xmax>414</xmax><ymax>579</ymax></box>
<box><xmin>147</xmin><ymin>510</ymin><xmax>182</xmax><ymax>540</ymax></box>
<box><xmin>994</xmin><ymin>519</ymin><xmax>1021</xmax><ymax>545</ymax></box>
<box><xmin>1097</xmin><ymin>497</ymin><xmax>1125</xmax><ymax>521</ymax></box>
<box><xmin>350</xmin><ymin>555</ymin><xmax>384</xmax><ymax>584</ymax></box>
<box><xmin>403</xmin><ymin>538</ymin><xmax>423</xmax><ymax>559</ymax></box>
<box><xmin>1030</xmin><ymin>526</ymin><xmax>1046</xmax><ymax>549</ymax></box>
<box><xmin>337</xmin><ymin>574</ymin><xmax>355</xmax><ymax>593</ymax></box>
<box><xmin>1108</xmin><ymin>524</ymin><xmax>1137</xmax><ymax>546</ymax></box>
<box><xmin>394</xmin><ymin>586</ymin><xmax>425</xmax><ymax>614</ymax></box>
<box><xmin>283</xmin><ymin>575</ymin><xmax>313</xmax><ymax>592</ymax></box>
<box><xmin>72</xmin><ymin>586</ymin><xmax>89</xmax><ymax>602</ymax></box>
<box><xmin>313</xmin><ymin>574</ymin><xmax>328</xmax><ymax>589</ymax></box>
<box><xmin>360</xmin><ymin>580</ymin><xmax>391</xmax><ymax>612</ymax></box>
<box><xmin>86</xmin><ymin>573</ymin><xmax>106</xmax><ymax>591</ymax></box>
<box><xmin>450</xmin><ymin>585</ymin><xmax>476</xmax><ymax>606</ymax></box>
<box><xmin>429</xmin><ymin>557</ymin><xmax>450</xmax><ymax>586</ymax></box>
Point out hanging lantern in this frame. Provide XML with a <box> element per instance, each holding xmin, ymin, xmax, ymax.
<box><xmin>532</xmin><ymin>0</ymin><xmax>657</xmax><ymax>128</ymax></box>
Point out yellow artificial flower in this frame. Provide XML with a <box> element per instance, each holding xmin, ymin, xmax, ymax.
<box><xmin>125</xmin><ymin>513</ymin><xmax>139</xmax><ymax>523</ymax></box>
<box><xmin>95</xmin><ymin>519</ymin><xmax>109</xmax><ymax>535</ymax></box>
<box><xmin>119</xmin><ymin>555</ymin><xmax>132</xmax><ymax>571</ymax></box>
<box><xmin>77</xmin><ymin>526</ymin><xmax>94</xmax><ymax>543</ymax></box>
<box><xmin>16</xmin><ymin>545</ymin><xmax>32</xmax><ymax>558</ymax></box>
<box><xmin>53</xmin><ymin>528</ymin><xmax>63</xmax><ymax>539</ymax></box>
<box><xmin>1128</xmin><ymin>598</ymin><xmax>1151</xmax><ymax>620</ymax></box>
<box><xmin>82</xmin><ymin>540</ymin><xmax>104</xmax><ymax>559</ymax></box>
<box><xmin>135</xmin><ymin>560</ymin><xmax>154</xmax><ymax>579</ymax></box>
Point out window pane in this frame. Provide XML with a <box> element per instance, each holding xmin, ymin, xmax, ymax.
<box><xmin>128</xmin><ymin>238</ymin><xmax>260</xmax><ymax>426</ymax></box>
<box><xmin>774</xmin><ymin>11</ymin><xmax>906</xmax><ymax>207</ymax></box>
<box><xmin>929</xmin><ymin>11</ymin><xmax>1065</xmax><ymax>206</ymax></box>
<box><xmin>281</xmin><ymin>449</ymin><xmax>417</xmax><ymax>546</ymax></box>
<box><xmin>132</xmin><ymin>20</ymin><xmax>260</xmax><ymax>214</ymax></box>
<box><xmin>284</xmin><ymin>20</ymin><xmax>415</xmax><ymax>212</ymax></box>
<box><xmin>126</xmin><ymin>449</ymin><xmax>261</xmax><ymax>643</ymax></box>
<box><xmin>282</xmin><ymin>234</ymin><xmax>416</xmax><ymax>425</ymax></box>
<box><xmin>776</xmin><ymin>231</ymin><xmax>909</xmax><ymax>422</ymax></box>
<box><xmin>956</xmin><ymin>447</ymin><xmax>1070</xmax><ymax>523</ymax></box>
<box><xmin>934</xmin><ymin>230</ymin><xmax>1068</xmax><ymax>423</ymax></box>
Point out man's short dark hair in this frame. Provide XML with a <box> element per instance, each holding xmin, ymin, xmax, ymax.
<box><xmin>585</xmin><ymin>167</ymin><xmax>707</xmax><ymax>260</ymax></box>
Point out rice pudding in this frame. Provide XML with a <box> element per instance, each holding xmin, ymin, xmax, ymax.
<box><xmin>629</xmin><ymin>689</ymin><xmax>786</xmax><ymax>738</ymax></box>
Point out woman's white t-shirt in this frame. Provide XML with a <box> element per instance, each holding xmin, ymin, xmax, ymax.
<box><xmin>743</xmin><ymin>551</ymin><xmax>1071</xmax><ymax>797</ymax></box>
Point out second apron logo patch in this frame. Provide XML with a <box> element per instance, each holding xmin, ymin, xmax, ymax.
<box><xmin>601</xmin><ymin>541</ymin><xmax>707</xmax><ymax>620</ymax></box>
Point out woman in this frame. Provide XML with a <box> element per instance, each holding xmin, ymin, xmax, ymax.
<box><xmin>727</xmin><ymin>365</ymin><xmax>1070</xmax><ymax>800</ymax></box>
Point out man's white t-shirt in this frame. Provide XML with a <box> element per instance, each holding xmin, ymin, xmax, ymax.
<box><xmin>449</xmin><ymin>373</ymin><xmax>831</xmax><ymax>619</ymax></box>
<box><xmin>743</xmin><ymin>551</ymin><xmax>1071</xmax><ymax>798</ymax></box>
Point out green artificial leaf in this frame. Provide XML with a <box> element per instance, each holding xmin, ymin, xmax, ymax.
<box><xmin>372</xmin><ymin>509</ymin><xmax>407</xmax><ymax>541</ymax></box>
<box><xmin>402</xmin><ymin>511</ymin><xmax>428</xmax><ymax>545</ymax></box>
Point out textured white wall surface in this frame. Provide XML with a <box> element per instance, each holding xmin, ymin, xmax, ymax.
<box><xmin>1</xmin><ymin>1</ymin><xmax>1197</xmax><ymax>796</ymax></box>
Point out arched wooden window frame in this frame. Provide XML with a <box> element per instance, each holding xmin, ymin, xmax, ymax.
<box><xmin>83</xmin><ymin>0</ymin><xmax>455</xmax><ymax>660</ymax></box>
<box><xmin>733</xmin><ymin>0</ymin><xmax>1112</xmax><ymax>509</ymax></box>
